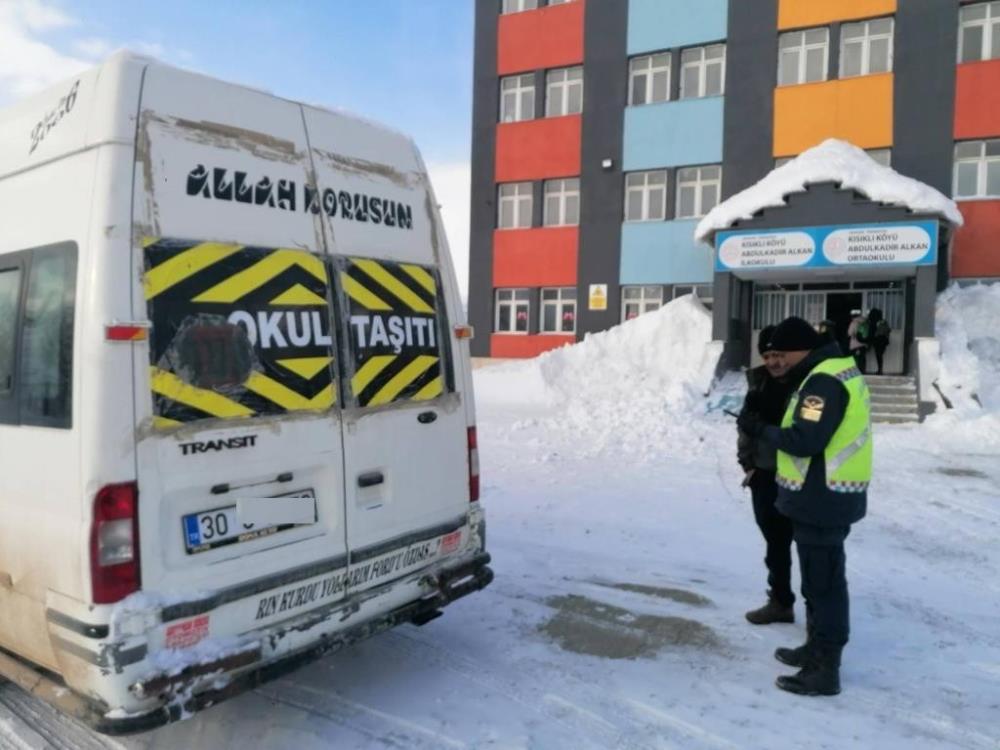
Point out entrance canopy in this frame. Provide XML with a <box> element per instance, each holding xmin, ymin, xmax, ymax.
<box><xmin>695</xmin><ymin>140</ymin><xmax>963</xmax><ymax>282</ymax></box>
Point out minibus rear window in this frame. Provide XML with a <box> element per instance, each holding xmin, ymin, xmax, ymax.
<box><xmin>144</xmin><ymin>239</ymin><xmax>338</xmax><ymax>427</ymax></box>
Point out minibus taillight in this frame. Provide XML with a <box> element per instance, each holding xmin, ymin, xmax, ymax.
<box><xmin>468</xmin><ymin>426</ymin><xmax>480</xmax><ymax>503</ymax></box>
<box><xmin>90</xmin><ymin>483</ymin><xmax>141</xmax><ymax>604</ymax></box>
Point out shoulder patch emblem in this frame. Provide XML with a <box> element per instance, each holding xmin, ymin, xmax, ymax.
<box><xmin>800</xmin><ymin>395</ymin><xmax>825</xmax><ymax>423</ymax></box>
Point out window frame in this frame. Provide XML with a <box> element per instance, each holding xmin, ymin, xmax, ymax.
<box><xmin>494</xmin><ymin>288</ymin><xmax>531</xmax><ymax>334</ymax></box>
<box><xmin>628</xmin><ymin>52</ymin><xmax>672</xmax><ymax>106</ymax></box>
<box><xmin>540</xmin><ymin>287</ymin><xmax>577</xmax><ymax>334</ymax></box>
<box><xmin>0</xmin><ymin>242</ymin><xmax>78</xmax><ymax>429</ymax></box>
<box><xmin>777</xmin><ymin>27</ymin><xmax>830</xmax><ymax>86</ymax></box>
<box><xmin>675</xmin><ymin>165</ymin><xmax>723</xmax><ymax>219</ymax></box>
<box><xmin>839</xmin><ymin>17</ymin><xmax>895</xmax><ymax>78</ymax></box>
<box><xmin>953</xmin><ymin>139</ymin><xmax>1000</xmax><ymax>199</ymax></box>
<box><xmin>498</xmin><ymin>182</ymin><xmax>534</xmax><ymax>229</ymax></box>
<box><xmin>543</xmin><ymin>177</ymin><xmax>580</xmax><ymax>227</ymax></box>
<box><xmin>958</xmin><ymin>1</ymin><xmax>1000</xmax><ymax>63</ymax></box>
<box><xmin>500</xmin><ymin>73</ymin><xmax>536</xmax><ymax>124</ymax></box>
<box><xmin>545</xmin><ymin>66</ymin><xmax>583</xmax><ymax>117</ymax></box>
<box><xmin>621</xmin><ymin>285</ymin><xmax>664</xmax><ymax>322</ymax></box>
<box><xmin>679</xmin><ymin>43</ymin><xmax>727</xmax><ymax>99</ymax></box>
<box><xmin>502</xmin><ymin>0</ymin><xmax>538</xmax><ymax>13</ymax></box>
<box><xmin>624</xmin><ymin>170</ymin><xmax>668</xmax><ymax>223</ymax></box>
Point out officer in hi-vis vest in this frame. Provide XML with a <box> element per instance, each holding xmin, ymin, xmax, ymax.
<box><xmin>738</xmin><ymin>316</ymin><xmax>871</xmax><ymax>696</ymax></box>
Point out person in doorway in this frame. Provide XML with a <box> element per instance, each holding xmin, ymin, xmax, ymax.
<box><xmin>867</xmin><ymin>308</ymin><xmax>891</xmax><ymax>376</ymax></box>
<box><xmin>738</xmin><ymin>317</ymin><xmax>871</xmax><ymax>696</ymax></box>
<box><xmin>847</xmin><ymin>309</ymin><xmax>869</xmax><ymax>373</ymax></box>
<box><xmin>737</xmin><ymin>325</ymin><xmax>797</xmax><ymax>625</ymax></box>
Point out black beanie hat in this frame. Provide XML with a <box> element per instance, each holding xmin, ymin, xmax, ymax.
<box><xmin>769</xmin><ymin>316</ymin><xmax>822</xmax><ymax>352</ymax></box>
<box><xmin>758</xmin><ymin>325</ymin><xmax>777</xmax><ymax>355</ymax></box>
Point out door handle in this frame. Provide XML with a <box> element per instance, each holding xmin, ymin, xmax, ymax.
<box><xmin>417</xmin><ymin>411</ymin><xmax>437</xmax><ymax>424</ymax></box>
<box><xmin>358</xmin><ymin>471</ymin><xmax>384</xmax><ymax>488</ymax></box>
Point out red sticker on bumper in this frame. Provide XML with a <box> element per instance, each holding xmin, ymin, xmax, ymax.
<box><xmin>440</xmin><ymin>530</ymin><xmax>462</xmax><ymax>554</ymax></box>
<box><xmin>165</xmin><ymin>614</ymin><xmax>210</xmax><ymax>649</ymax></box>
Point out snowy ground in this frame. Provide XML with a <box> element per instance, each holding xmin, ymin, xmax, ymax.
<box><xmin>2</xmin><ymin>297</ymin><xmax>999</xmax><ymax>750</ymax></box>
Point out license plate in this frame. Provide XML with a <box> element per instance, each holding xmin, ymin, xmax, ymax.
<box><xmin>183</xmin><ymin>490</ymin><xmax>315</xmax><ymax>554</ymax></box>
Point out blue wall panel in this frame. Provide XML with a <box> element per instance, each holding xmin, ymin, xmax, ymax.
<box><xmin>628</xmin><ymin>0</ymin><xmax>728</xmax><ymax>55</ymax></box>
<box><xmin>622</xmin><ymin>97</ymin><xmax>724</xmax><ymax>171</ymax></box>
<box><xmin>620</xmin><ymin>219</ymin><xmax>714</xmax><ymax>284</ymax></box>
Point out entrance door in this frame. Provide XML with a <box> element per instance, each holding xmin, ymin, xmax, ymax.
<box><xmin>862</xmin><ymin>289</ymin><xmax>905</xmax><ymax>375</ymax></box>
<box><xmin>825</xmin><ymin>292</ymin><xmax>862</xmax><ymax>358</ymax></box>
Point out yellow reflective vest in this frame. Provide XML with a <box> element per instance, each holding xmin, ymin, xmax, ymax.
<box><xmin>776</xmin><ymin>357</ymin><xmax>873</xmax><ymax>494</ymax></box>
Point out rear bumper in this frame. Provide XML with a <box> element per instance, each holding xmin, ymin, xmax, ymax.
<box><xmin>7</xmin><ymin>549</ymin><xmax>492</xmax><ymax>736</ymax></box>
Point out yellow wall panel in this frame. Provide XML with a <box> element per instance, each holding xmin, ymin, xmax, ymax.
<box><xmin>773</xmin><ymin>74</ymin><xmax>894</xmax><ymax>156</ymax></box>
<box><xmin>778</xmin><ymin>0</ymin><xmax>896</xmax><ymax>29</ymax></box>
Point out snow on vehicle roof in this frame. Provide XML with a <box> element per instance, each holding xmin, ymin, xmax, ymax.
<box><xmin>694</xmin><ymin>139</ymin><xmax>964</xmax><ymax>243</ymax></box>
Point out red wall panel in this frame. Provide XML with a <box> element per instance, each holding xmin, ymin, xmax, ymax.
<box><xmin>497</xmin><ymin>1</ymin><xmax>585</xmax><ymax>75</ymax></box>
<box><xmin>496</xmin><ymin>116</ymin><xmax>582</xmax><ymax>183</ymax></box>
<box><xmin>955</xmin><ymin>60</ymin><xmax>1000</xmax><ymax>139</ymax></box>
<box><xmin>490</xmin><ymin>334</ymin><xmax>575</xmax><ymax>358</ymax></box>
<box><xmin>952</xmin><ymin>200</ymin><xmax>1000</xmax><ymax>277</ymax></box>
<box><xmin>493</xmin><ymin>227</ymin><xmax>578</xmax><ymax>287</ymax></box>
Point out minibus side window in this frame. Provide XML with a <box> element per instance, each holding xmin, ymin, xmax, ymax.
<box><xmin>0</xmin><ymin>243</ymin><xmax>77</xmax><ymax>429</ymax></box>
<box><xmin>20</xmin><ymin>248</ymin><xmax>77</xmax><ymax>427</ymax></box>
<box><xmin>0</xmin><ymin>268</ymin><xmax>21</xmax><ymax>397</ymax></box>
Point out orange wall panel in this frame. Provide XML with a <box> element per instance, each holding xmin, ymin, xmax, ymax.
<box><xmin>496</xmin><ymin>116</ymin><xmax>582</xmax><ymax>182</ymax></box>
<box><xmin>773</xmin><ymin>74</ymin><xmax>893</xmax><ymax>156</ymax></box>
<box><xmin>955</xmin><ymin>60</ymin><xmax>1000</xmax><ymax>140</ymax></box>
<box><xmin>498</xmin><ymin>1</ymin><xmax>585</xmax><ymax>75</ymax></box>
<box><xmin>493</xmin><ymin>227</ymin><xmax>578</xmax><ymax>287</ymax></box>
<box><xmin>778</xmin><ymin>0</ymin><xmax>895</xmax><ymax>29</ymax></box>
<box><xmin>491</xmin><ymin>334</ymin><xmax>575</xmax><ymax>358</ymax></box>
<box><xmin>952</xmin><ymin>200</ymin><xmax>1000</xmax><ymax>278</ymax></box>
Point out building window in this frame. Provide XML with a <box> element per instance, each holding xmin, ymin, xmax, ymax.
<box><xmin>543</xmin><ymin>178</ymin><xmax>580</xmax><ymax>226</ymax></box>
<box><xmin>840</xmin><ymin>18</ymin><xmax>894</xmax><ymax>78</ymax></box>
<box><xmin>502</xmin><ymin>0</ymin><xmax>538</xmax><ymax>13</ymax></box>
<box><xmin>954</xmin><ymin>139</ymin><xmax>1000</xmax><ymax>198</ymax></box>
<box><xmin>676</xmin><ymin>165</ymin><xmax>722</xmax><ymax>219</ymax></box>
<box><xmin>778</xmin><ymin>28</ymin><xmax>829</xmax><ymax>85</ymax></box>
<box><xmin>541</xmin><ymin>288</ymin><xmax>576</xmax><ymax>333</ymax></box>
<box><xmin>680</xmin><ymin>44</ymin><xmax>726</xmax><ymax>99</ymax></box>
<box><xmin>959</xmin><ymin>2</ymin><xmax>1000</xmax><ymax>62</ymax></box>
<box><xmin>673</xmin><ymin>284</ymin><xmax>714</xmax><ymax>309</ymax></box>
<box><xmin>628</xmin><ymin>53</ymin><xmax>671</xmax><ymax>106</ymax></box>
<box><xmin>624</xmin><ymin>171</ymin><xmax>668</xmax><ymax>222</ymax></box>
<box><xmin>546</xmin><ymin>67</ymin><xmax>583</xmax><ymax>117</ymax></box>
<box><xmin>621</xmin><ymin>285</ymin><xmax>663</xmax><ymax>321</ymax></box>
<box><xmin>495</xmin><ymin>289</ymin><xmax>530</xmax><ymax>333</ymax></box>
<box><xmin>498</xmin><ymin>182</ymin><xmax>533</xmax><ymax>229</ymax></box>
<box><xmin>500</xmin><ymin>74</ymin><xmax>535</xmax><ymax>123</ymax></box>
<box><xmin>867</xmin><ymin>148</ymin><xmax>892</xmax><ymax>167</ymax></box>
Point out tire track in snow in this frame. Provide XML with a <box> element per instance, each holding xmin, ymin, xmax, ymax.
<box><xmin>0</xmin><ymin>684</ymin><xmax>122</xmax><ymax>750</ymax></box>
<box><xmin>380</xmin><ymin>630</ymin><xmax>657</xmax><ymax>750</ymax></box>
<box><xmin>256</xmin><ymin>681</ymin><xmax>465</xmax><ymax>749</ymax></box>
<box><xmin>625</xmin><ymin>698</ymin><xmax>739</xmax><ymax>750</ymax></box>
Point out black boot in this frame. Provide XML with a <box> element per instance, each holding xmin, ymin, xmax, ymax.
<box><xmin>774</xmin><ymin>641</ymin><xmax>810</xmax><ymax>667</ymax></box>
<box><xmin>745</xmin><ymin>592</ymin><xmax>794</xmax><ymax>625</ymax></box>
<box><xmin>775</xmin><ymin>615</ymin><xmax>814</xmax><ymax>666</ymax></box>
<box><xmin>776</xmin><ymin>646</ymin><xmax>842</xmax><ymax>696</ymax></box>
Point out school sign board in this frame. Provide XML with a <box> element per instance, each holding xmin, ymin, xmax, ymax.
<box><xmin>714</xmin><ymin>220</ymin><xmax>939</xmax><ymax>273</ymax></box>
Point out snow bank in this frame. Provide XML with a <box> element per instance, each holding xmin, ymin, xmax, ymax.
<box><xmin>935</xmin><ymin>282</ymin><xmax>1000</xmax><ymax>414</ymax></box>
<box><xmin>475</xmin><ymin>296</ymin><xmax>723</xmax><ymax>461</ymax></box>
<box><xmin>695</xmin><ymin>139</ymin><xmax>963</xmax><ymax>242</ymax></box>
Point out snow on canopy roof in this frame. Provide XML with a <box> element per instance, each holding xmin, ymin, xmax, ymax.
<box><xmin>694</xmin><ymin>139</ymin><xmax>963</xmax><ymax>243</ymax></box>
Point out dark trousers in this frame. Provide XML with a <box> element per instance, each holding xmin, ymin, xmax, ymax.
<box><xmin>750</xmin><ymin>470</ymin><xmax>795</xmax><ymax>607</ymax></box>
<box><xmin>873</xmin><ymin>343</ymin><xmax>888</xmax><ymax>375</ymax></box>
<box><xmin>795</xmin><ymin>525</ymin><xmax>851</xmax><ymax>649</ymax></box>
<box><xmin>851</xmin><ymin>347</ymin><xmax>867</xmax><ymax>374</ymax></box>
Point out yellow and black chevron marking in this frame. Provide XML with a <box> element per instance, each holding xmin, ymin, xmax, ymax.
<box><xmin>339</xmin><ymin>257</ymin><xmax>447</xmax><ymax>408</ymax></box>
<box><xmin>144</xmin><ymin>238</ymin><xmax>336</xmax><ymax>425</ymax></box>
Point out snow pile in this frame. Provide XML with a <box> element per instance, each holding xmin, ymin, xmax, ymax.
<box><xmin>694</xmin><ymin>139</ymin><xmax>963</xmax><ymax>242</ymax></box>
<box><xmin>935</xmin><ymin>282</ymin><xmax>1000</xmax><ymax>415</ymax></box>
<box><xmin>475</xmin><ymin>296</ymin><xmax>723</xmax><ymax>462</ymax></box>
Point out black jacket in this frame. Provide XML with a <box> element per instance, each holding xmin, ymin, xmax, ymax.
<box><xmin>759</xmin><ymin>343</ymin><xmax>868</xmax><ymax>529</ymax></box>
<box><xmin>737</xmin><ymin>365</ymin><xmax>795</xmax><ymax>472</ymax></box>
